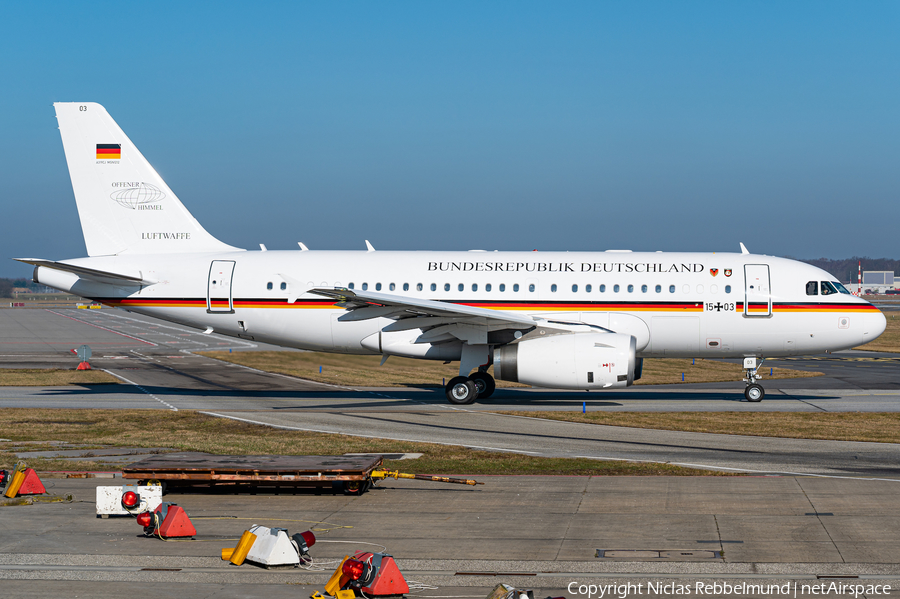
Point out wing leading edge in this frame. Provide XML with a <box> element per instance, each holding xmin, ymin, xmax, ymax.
<box><xmin>308</xmin><ymin>287</ymin><xmax>537</xmax><ymax>344</ymax></box>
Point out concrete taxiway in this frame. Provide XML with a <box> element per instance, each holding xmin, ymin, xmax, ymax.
<box><xmin>2</xmin><ymin>308</ymin><xmax>900</xmax><ymax>479</ymax></box>
<box><xmin>2</xmin><ymin>475</ymin><xmax>900</xmax><ymax>598</ymax></box>
<box><xmin>3</xmin><ymin>307</ymin><xmax>900</xmax><ymax>597</ymax></box>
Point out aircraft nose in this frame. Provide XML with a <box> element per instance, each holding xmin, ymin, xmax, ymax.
<box><xmin>866</xmin><ymin>310</ymin><xmax>887</xmax><ymax>341</ymax></box>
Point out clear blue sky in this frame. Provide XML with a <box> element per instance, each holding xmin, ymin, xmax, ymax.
<box><xmin>2</xmin><ymin>1</ymin><xmax>899</xmax><ymax>278</ymax></box>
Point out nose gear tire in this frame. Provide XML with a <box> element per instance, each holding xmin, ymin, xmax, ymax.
<box><xmin>744</xmin><ymin>384</ymin><xmax>765</xmax><ymax>402</ymax></box>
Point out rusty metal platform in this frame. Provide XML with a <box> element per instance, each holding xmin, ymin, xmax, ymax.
<box><xmin>122</xmin><ymin>453</ymin><xmax>383</xmax><ymax>490</ymax></box>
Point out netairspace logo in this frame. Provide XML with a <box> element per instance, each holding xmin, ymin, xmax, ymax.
<box><xmin>566</xmin><ymin>581</ymin><xmax>891</xmax><ymax>598</ymax></box>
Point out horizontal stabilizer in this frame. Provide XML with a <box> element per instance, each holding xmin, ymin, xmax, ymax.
<box><xmin>15</xmin><ymin>258</ymin><xmax>152</xmax><ymax>286</ymax></box>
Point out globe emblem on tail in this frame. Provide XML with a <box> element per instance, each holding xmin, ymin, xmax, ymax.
<box><xmin>110</xmin><ymin>183</ymin><xmax>166</xmax><ymax>209</ymax></box>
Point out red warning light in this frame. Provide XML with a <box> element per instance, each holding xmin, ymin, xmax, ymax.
<box><xmin>136</xmin><ymin>512</ymin><xmax>153</xmax><ymax>528</ymax></box>
<box><xmin>121</xmin><ymin>491</ymin><xmax>139</xmax><ymax>509</ymax></box>
<box><xmin>342</xmin><ymin>559</ymin><xmax>365</xmax><ymax>580</ymax></box>
<box><xmin>299</xmin><ymin>530</ymin><xmax>316</xmax><ymax>549</ymax></box>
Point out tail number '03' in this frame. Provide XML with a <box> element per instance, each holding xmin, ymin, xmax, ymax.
<box><xmin>79</xmin><ymin>105</ymin><xmax>87</xmax><ymax>111</ymax></box>
<box><xmin>706</xmin><ymin>302</ymin><xmax>736</xmax><ymax>312</ymax></box>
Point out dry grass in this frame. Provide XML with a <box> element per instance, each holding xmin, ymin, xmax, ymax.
<box><xmin>855</xmin><ymin>313</ymin><xmax>900</xmax><ymax>353</ymax></box>
<box><xmin>0</xmin><ymin>369</ymin><xmax>118</xmax><ymax>386</ymax></box>
<box><xmin>498</xmin><ymin>411</ymin><xmax>900</xmax><ymax>444</ymax></box>
<box><xmin>0</xmin><ymin>294</ymin><xmax>84</xmax><ymax>306</ymax></box>
<box><xmin>634</xmin><ymin>358</ymin><xmax>821</xmax><ymax>385</ymax></box>
<box><xmin>0</xmin><ymin>408</ymin><xmax>728</xmax><ymax>476</ymax></box>
<box><xmin>201</xmin><ymin>351</ymin><xmax>820</xmax><ymax>388</ymax></box>
<box><xmin>201</xmin><ymin>350</ymin><xmax>527</xmax><ymax>388</ymax></box>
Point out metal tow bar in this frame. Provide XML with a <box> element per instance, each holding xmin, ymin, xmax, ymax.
<box><xmin>370</xmin><ymin>469</ymin><xmax>484</xmax><ymax>486</ymax></box>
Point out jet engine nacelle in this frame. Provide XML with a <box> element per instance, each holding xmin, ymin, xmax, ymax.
<box><xmin>494</xmin><ymin>332</ymin><xmax>637</xmax><ymax>390</ymax></box>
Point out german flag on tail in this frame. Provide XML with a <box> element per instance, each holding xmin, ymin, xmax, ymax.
<box><xmin>96</xmin><ymin>143</ymin><xmax>121</xmax><ymax>159</ymax></box>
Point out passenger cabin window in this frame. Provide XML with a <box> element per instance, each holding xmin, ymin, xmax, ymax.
<box><xmin>280</xmin><ymin>282</ymin><xmax>287</xmax><ymax>291</ymax></box>
<box><xmin>669</xmin><ymin>285</ymin><xmax>675</xmax><ymax>293</ymax></box>
<box><xmin>500</xmin><ymin>284</ymin><xmax>506</xmax><ymax>292</ymax></box>
<box><xmin>599</xmin><ymin>284</ymin><xmax>606</xmax><ymax>292</ymax></box>
<box><xmin>390</xmin><ymin>283</ymin><xmax>396</xmax><ymax>291</ymax></box>
<box><xmin>613</xmin><ymin>284</ymin><xmax>620</xmax><ymax>293</ymax></box>
<box><xmin>528</xmin><ymin>284</ymin><xmax>535</xmax><ymax>292</ymax></box>
<box><xmin>472</xmin><ymin>283</ymin><xmax>478</xmax><ymax>292</ymax></box>
<box><xmin>362</xmin><ymin>283</ymin><xmax>368</xmax><ymax>290</ymax></box>
<box><xmin>586</xmin><ymin>284</ymin><xmax>592</xmax><ymax>292</ymax></box>
<box><xmin>513</xmin><ymin>284</ymin><xmax>520</xmax><ymax>292</ymax></box>
<box><xmin>348</xmin><ymin>282</ymin><xmax>354</xmax><ymax>290</ymax></box>
<box><xmin>267</xmin><ymin>282</ymin><xmax>273</xmax><ymax>290</ymax></box>
<box><xmin>655</xmin><ymin>285</ymin><xmax>661</xmax><ymax>293</ymax></box>
<box><xmin>458</xmin><ymin>283</ymin><xmax>464</xmax><ymax>291</ymax></box>
<box><xmin>725</xmin><ymin>285</ymin><xmax>731</xmax><ymax>293</ymax></box>
<box><xmin>806</xmin><ymin>281</ymin><xmax>818</xmax><ymax>295</ymax></box>
<box><xmin>627</xmin><ymin>284</ymin><xmax>634</xmax><ymax>293</ymax></box>
<box><xmin>376</xmin><ymin>283</ymin><xmax>382</xmax><ymax>291</ymax></box>
<box><xmin>430</xmin><ymin>283</ymin><xmax>436</xmax><ymax>291</ymax></box>
<box><xmin>572</xmin><ymin>284</ymin><xmax>578</xmax><ymax>292</ymax></box>
<box><xmin>821</xmin><ymin>281</ymin><xmax>838</xmax><ymax>295</ymax></box>
<box><xmin>641</xmin><ymin>284</ymin><xmax>648</xmax><ymax>293</ymax></box>
<box><xmin>403</xmin><ymin>283</ymin><xmax>409</xmax><ymax>291</ymax></box>
<box><xmin>416</xmin><ymin>283</ymin><xmax>423</xmax><ymax>291</ymax></box>
<box><xmin>486</xmin><ymin>283</ymin><xmax>492</xmax><ymax>292</ymax></box>
<box><xmin>444</xmin><ymin>283</ymin><xmax>450</xmax><ymax>291</ymax></box>
<box><xmin>551</xmin><ymin>284</ymin><xmax>557</xmax><ymax>292</ymax></box>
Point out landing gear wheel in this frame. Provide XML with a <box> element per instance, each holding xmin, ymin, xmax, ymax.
<box><xmin>469</xmin><ymin>372</ymin><xmax>496</xmax><ymax>399</ymax></box>
<box><xmin>446</xmin><ymin>376</ymin><xmax>478</xmax><ymax>405</ymax></box>
<box><xmin>744</xmin><ymin>384</ymin><xmax>765</xmax><ymax>402</ymax></box>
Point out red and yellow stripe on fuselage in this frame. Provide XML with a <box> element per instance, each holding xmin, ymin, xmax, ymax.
<box><xmin>96</xmin><ymin>297</ymin><xmax>880</xmax><ymax>314</ymax></box>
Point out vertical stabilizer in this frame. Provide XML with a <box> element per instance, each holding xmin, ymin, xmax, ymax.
<box><xmin>54</xmin><ymin>102</ymin><xmax>241</xmax><ymax>256</ymax></box>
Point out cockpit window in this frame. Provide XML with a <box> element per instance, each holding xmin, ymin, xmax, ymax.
<box><xmin>821</xmin><ymin>281</ymin><xmax>838</xmax><ymax>295</ymax></box>
<box><xmin>833</xmin><ymin>282</ymin><xmax>851</xmax><ymax>295</ymax></box>
<box><xmin>805</xmin><ymin>281</ymin><xmax>818</xmax><ymax>296</ymax></box>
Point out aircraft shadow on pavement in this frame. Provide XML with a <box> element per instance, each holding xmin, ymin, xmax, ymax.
<box><xmin>39</xmin><ymin>384</ymin><xmax>842</xmax><ymax>409</ymax></box>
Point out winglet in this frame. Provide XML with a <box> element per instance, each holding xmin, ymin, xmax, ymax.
<box><xmin>739</xmin><ymin>242</ymin><xmax>749</xmax><ymax>255</ymax></box>
<box><xmin>365</xmin><ymin>240</ymin><xmax>375</xmax><ymax>252</ymax></box>
<box><xmin>298</xmin><ymin>242</ymin><xmax>309</xmax><ymax>251</ymax></box>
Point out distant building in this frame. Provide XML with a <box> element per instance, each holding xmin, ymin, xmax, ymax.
<box><xmin>862</xmin><ymin>271</ymin><xmax>897</xmax><ymax>294</ymax></box>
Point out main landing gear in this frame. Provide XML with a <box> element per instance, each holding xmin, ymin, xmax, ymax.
<box><xmin>742</xmin><ymin>357</ymin><xmax>765</xmax><ymax>402</ymax></box>
<box><xmin>445</xmin><ymin>371</ymin><xmax>495</xmax><ymax>405</ymax></box>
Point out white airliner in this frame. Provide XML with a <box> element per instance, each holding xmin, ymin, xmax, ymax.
<box><xmin>18</xmin><ymin>103</ymin><xmax>887</xmax><ymax>404</ymax></box>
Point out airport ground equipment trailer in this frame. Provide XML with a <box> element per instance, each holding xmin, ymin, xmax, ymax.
<box><xmin>123</xmin><ymin>453</ymin><xmax>382</xmax><ymax>494</ymax></box>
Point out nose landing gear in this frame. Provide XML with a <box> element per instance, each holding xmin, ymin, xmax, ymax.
<box><xmin>742</xmin><ymin>357</ymin><xmax>765</xmax><ymax>402</ymax></box>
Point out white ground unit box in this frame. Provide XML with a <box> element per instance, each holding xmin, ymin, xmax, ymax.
<box><xmin>95</xmin><ymin>485</ymin><xmax>163</xmax><ymax>517</ymax></box>
<box><xmin>245</xmin><ymin>525</ymin><xmax>300</xmax><ymax>567</ymax></box>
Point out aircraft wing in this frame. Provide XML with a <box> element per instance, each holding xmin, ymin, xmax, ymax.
<box><xmin>309</xmin><ymin>287</ymin><xmax>536</xmax><ymax>329</ymax></box>
<box><xmin>14</xmin><ymin>259</ymin><xmax>153</xmax><ymax>286</ymax></box>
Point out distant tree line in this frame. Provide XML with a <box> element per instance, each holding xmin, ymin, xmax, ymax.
<box><xmin>0</xmin><ymin>278</ymin><xmax>47</xmax><ymax>298</ymax></box>
<box><xmin>796</xmin><ymin>258</ymin><xmax>900</xmax><ymax>283</ymax></box>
